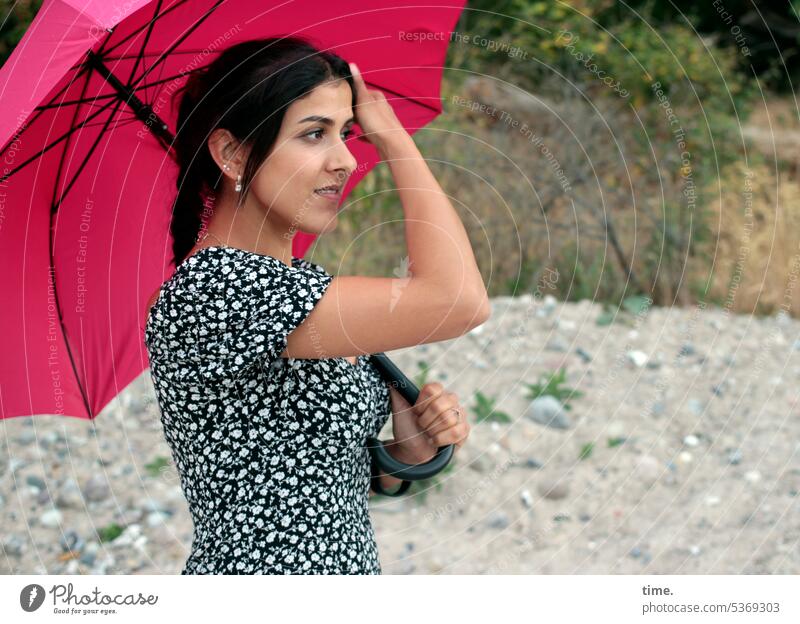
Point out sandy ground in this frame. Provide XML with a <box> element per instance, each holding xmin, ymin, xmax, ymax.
<box><xmin>2</xmin><ymin>295</ymin><xmax>798</xmax><ymax>574</ymax></box>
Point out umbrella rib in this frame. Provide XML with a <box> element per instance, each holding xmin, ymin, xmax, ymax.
<box><xmin>131</xmin><ymin>0</ymin><xmax>226</xmax><ymax>89</ymax></box>
<box><xmin>46</xmin><ymin>95</ymin><xmax>126</xmax><ymax>419</ymax></box>
<box><xmin>126</xmin><ymin>0</ymin><xmax>165</xmax><ymax>86</ymax></box>
<box><xmin>102</xmin><ymin>0</ymin><xmax>193</xmax><ymax>59</ymax></box>
<box><xmin>0</xmin><ymin>28</ymin><xmax>118</xmax><ymax>155</ymax></box>
<box><xmin>49</xmin><ymin>57</ymin><xmax>99</xmax><ymax>219</ymax></box>
<box><xmin>51</xmin><ymin>98</ymin><xmax>126</xmax><ymax>216</ymax></box>
<box><xmin>34</xmin><ymin>68</ymin><xmax>206</xmax><ymax>112</ymax></box>
<box><xmin>372</xmin><ymin>82</ymin><xmax>442</xmax><ymax>116</ymax></box>
<box><xmin>0</xmin><ymin>98</ymin><xmax>118</xmax><ymax>184</ymax></box>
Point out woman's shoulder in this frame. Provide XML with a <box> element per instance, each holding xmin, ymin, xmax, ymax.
<box><xmin>145</xmin><ymin>247</ymin><xmax>330</xmax><ymax>338</ymax></box>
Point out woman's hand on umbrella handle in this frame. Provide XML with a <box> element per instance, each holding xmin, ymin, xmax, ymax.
<box><xmin>389</xmin><ymin>381</ymin><xmax>470</xmax><ymax>464</ymax></box>
<box><xmin>348</xmin><ymin>62</ymin><xmax>407</xmax><ymax>151</ymax></box>
<box><xmin>413</xmin><ymin>382</ymin><xmax>470</xmax><ymax>451</ymax></box>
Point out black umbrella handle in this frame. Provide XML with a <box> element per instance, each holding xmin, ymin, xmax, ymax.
<box><xmin>366</xmin><ymin>352</ymin><xmax>454</xmax><ymax>481</ymax></box>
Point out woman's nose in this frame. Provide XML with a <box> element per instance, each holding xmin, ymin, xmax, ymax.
<box><xmin>329</xmin><ymin>137</ymin><xmax>358</xmax><ymax>176</ymax></box>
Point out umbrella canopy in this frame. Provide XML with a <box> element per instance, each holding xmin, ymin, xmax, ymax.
<box><xmin>0</xmin><ymin>0</ymin><xmax>466</xmax><ymax>420</ymax></box>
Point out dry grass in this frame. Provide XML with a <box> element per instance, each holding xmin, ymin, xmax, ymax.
<box><xmin>313</xmin><ymin>82</ymin><xmax>800</xmax><ymax>317</ymax></box>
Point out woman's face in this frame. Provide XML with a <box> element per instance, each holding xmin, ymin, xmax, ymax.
<box><xmin>247</xmin><ymin>79</ymin><xmax>358</xmax><ymax>236</ymax></box>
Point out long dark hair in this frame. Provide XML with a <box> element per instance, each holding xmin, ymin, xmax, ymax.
<box><xmin>169</xmin><ymin>36</ymin><xmax>356</xmax><ymax>267</ymax></box>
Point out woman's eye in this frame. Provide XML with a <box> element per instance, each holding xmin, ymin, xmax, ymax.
<box><xmin>306</xmin><ymin>128</ymin><xmax>355</xmax><ymax>141</ymax></box>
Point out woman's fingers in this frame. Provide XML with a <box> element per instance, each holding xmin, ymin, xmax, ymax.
<box><xmin>430</xmin><ymin>417</ymin><xmax>470</xmax><ymax>448</ymax></box>
<box><xmin>411</xmin><ymin>382</ymin><xmax>471</xmax><ymax>449</ymax></box>
<box><xmin>348</xmin><ymin>62</ymin><xmax>366</xmax><ymax>94</ymax></box>
<box><xmin>416</xmin><ymin>388</ymin><xmax>456</xmax><ymax>429</ymax></box>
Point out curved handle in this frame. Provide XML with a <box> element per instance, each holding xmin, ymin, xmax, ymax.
<box><xmin>366</xmin><ymin>353</ymin><xmax>454</xmax><ymax>481</ymax></box>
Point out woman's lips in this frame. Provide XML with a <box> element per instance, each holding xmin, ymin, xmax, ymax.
<box><xmin>314</xmin><ymin>188</ymin><xmax>341</xmax><ymax>203</ymax></box>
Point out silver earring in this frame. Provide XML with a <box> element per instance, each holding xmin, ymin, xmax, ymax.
<box><xmin>235</xmin><ymin>174</ymin><xmax>242</xmax><ymax>193</ymax></box>
<box><xmin>223</xmin><ymin>164</ymin><xmax>230</xmax><ymax>171</ymax></box>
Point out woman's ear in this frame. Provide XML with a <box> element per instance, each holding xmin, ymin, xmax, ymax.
<box><xmin>207</xmin><ymin>128</ymin><xmax>246</xmax><ymax>177</ymax></box>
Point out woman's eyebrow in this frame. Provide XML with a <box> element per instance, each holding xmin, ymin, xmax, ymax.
<box><xmin>297</xmin><ymin>115</ymin><xmax>355</xmax><ymax>126</ymax></box>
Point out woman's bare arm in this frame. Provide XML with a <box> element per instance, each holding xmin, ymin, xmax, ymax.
<box><xmin>282</xmin><ymin>132</ymin><xmax>489</xmax><ymax>360</ymax></box>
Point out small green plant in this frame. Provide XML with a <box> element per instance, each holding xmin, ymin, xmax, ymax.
<box><xmin>524</xmin><ymin>367</ymin><xmax>584</xmax><ymax>411</ymax></box>
<box><xmin>579</xmin><ymin>442</ymin><xmax>595</xmax><ymax>460</ymax></box>
<box><xmin>414</xmin><ymin>360</ymin><xmax>431</xmax><ymax>388</ymax></box>
<box><xmin>596</xmin><ymin>304</ymin><xmax>616</xmax><ymax>326</ymax></box>
<box><xmin>596</xmin><ymin>294</ymin><xmax>651</xmax><ymax>326</ymax></box>
<box><xmin>471</xmin><ymin>391</ymin><xmax>512</xmax><ymax>424</ymax></box>
<box><xmin>97</xmin><ymin>523</ymin><xmax>124</xmax><ymax>543</ymax></box>
<box><xmin>621</xmin><ymin>294</ymin><xmax>651</xmax><ymax>316</ymax></box>
<box><xmin>411</xmin><ymin>459</ymin><xmax>457</xmax><ymax>504</ymax></box>
<box><xmin>144</xmin><ymin>456</ymin><xmax>170</xmax><ymax>478</ymax></box>
<box><xmin>607</xmin><ymin>437</ymin><xmax>626</xmax><ymax>448</ymax></box>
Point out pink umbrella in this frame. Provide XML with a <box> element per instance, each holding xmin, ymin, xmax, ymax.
<box><xmin>0</xmin><ymin>0</ymin><xmax>466</xmax><ymax>421</ymax></box>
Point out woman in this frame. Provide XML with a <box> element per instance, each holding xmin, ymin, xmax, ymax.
<box><xmin>144</xmin><ymin>36</ymin><xmax>490</xmax><ymax>574</ymax></box>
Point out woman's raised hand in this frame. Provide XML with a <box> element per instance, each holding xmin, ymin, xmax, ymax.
<box><xmin>348</xmin><ymin>62</ymin><xmax>407</xmax><ymax>151</ymax></box>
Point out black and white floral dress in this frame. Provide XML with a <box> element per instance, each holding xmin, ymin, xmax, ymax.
<box><xmin>144</xmin><ymin>246</ymin><xmax>392</xmax><ymax>574</ymax></box>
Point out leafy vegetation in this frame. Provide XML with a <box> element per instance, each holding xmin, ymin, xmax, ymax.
<box><xmin>524</xmin><ymin>367</ymin><xmax>583</xmax><ymax>410</ymax></box>
<box><xmin>144</xmin><ymin>456</ymin><xmax>170</xmax><ymax>478</ymax></box>
<box><xmin>97</xmin><ymin>523</ymin><xmax>124</xmax><ymax>543</ymax></box>
<box><xmin>471</xmin><ymin>390</ymin><xmax>512</xmax><ymax>424</ymax></box>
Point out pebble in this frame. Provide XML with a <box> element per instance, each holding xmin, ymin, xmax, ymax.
<box><xmin>146</xmin><ymin>511</ymin><xmax>170</xmax><ymax>527</ymax></box>
<box><xmin>112</xmin><ymin>524</ymin><xmax>147</xmax><ymax>553</ymax></box>
<box><xmin>546</xmin><ymin>337</ymin><xmax>569</xmax><ymax>352</ymax></box>
<box><xmin>636</xmin><ymin>455</ymin><xmax>662</xmax><ymax>486</ymax></box>
<box><xmin>40</xmin><ymin>508</ymin><xmax>63</xmax><ymax>528</ymax></box>
<box><xmin>575</xmin><ymin>347</ymin><xmax>592</xmax><ymax>363</ymax></box>
<box><xmin>524</xmin><ymin>458</ymin><xmax>543</xmax><ymax>469</ymax></box>
<box><xmin>25</xmin><ymin>473</ymin><xmax>45</xmax><ymax>489</ymax></box>
<box><xmin>82</xmin><ymin>475</ymin><xmax>111</xmax><ymax>502</ymax></box>
<box><xmin>142</xmin><ymin>498</ymin><xmax>171</xmax><ymax>514</ymax></box>
<box><xmin>626</xmin><ymin>350</ymin><xmax>648</xmax><ymax>367</ymax></box>
<box><xmin>679</xmin><ymin>343</ymin><xmax>696</xmax><ymax>357</ymax></box>
<box><xmin>59</xmin><ymin>529</ymin><xmax>85</xmax><ymax>554</ymax></box>
<box><xmin>679</xmin><ymin>451</ymin><xmax>693</xmax><ymax>464</ymax></box>
<box><xmin>56</xmin><ymin>478</ymin><xmax>84</xmax><ymax>509</ymax></box>
<box><xmin>706</xmin><ymin>495</ymin><xmax>721</xmax><ymax>506</ymax></box>
<box><xmin>16</xmin><ymin>430</ymin><xmax>36</xmax><ymax>446</ymax></box>
<box><xmin>745</xmin><ymin>470</ymin><xmax>761</xmax><ymax>483</ymax></box>
<box><xmin>520</xmin><ymin>489</ymin><xmax>533</xmax><ymax>508</ymax></box>
<box><xmin>727</xmin><ymin>448</ymin><xmax>743</xmax><ymax>465</ymax></box>
<box><xmin>487</xmin><ymin>511</ymin><xmax>510</xmax><ymax>529</ymax></box>
<box><xmin>2</xmin><ymin>534</ymin><xmax>26</xmax><ymax>557</ymax></box>
<box><xmin>469</xmin><ymin>455</ymin><xmax>492</xmax><ymax>473</ymax></box>
<box><xmin>687</xmin><ymin>399</ymin><xmax>704</xmax><ymax>416</ymax></box>
<box><xmin>683</xmin><ymin>434</ymin><xmax>700</xmax><ymax>447</ymax></box>
<box><xmin>539</xmin><ymin>295</ymin><xmax>558</xmax><ymax>317</ymax></box>
<box><xmin>689</xmin><ymin>545</ymin><xmax>701</xmax><ymax>556</ymax></box>
<box><xmin>79</xmin><ymin>542</ymin><xmax>99</xmax><ymax>566</ymax></box>
<box><xmin>525</xmin><ymin>395</ymin><xmax>571</xmax><ymax>430</ymax></box>
<box><xmin>537</xmin><ymin>479</ymin><xmax>569</xmax><ymax>500</ymax></box>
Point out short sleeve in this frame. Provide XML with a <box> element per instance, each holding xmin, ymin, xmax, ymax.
<box><xmin>189</xmin><ymin>251</ymin><xmax>333</xmax><ymax>384</ymax></box>
<box><xmin>370</xmin><ymin>382</ymin><xmax>393</xmax><ymax>438</ymax></box>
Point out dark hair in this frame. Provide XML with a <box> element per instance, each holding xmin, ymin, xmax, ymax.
<box><xmin>169</xmin><ymin>36</ymin><xmax>356</xmax><ymax>267</ymax></box>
